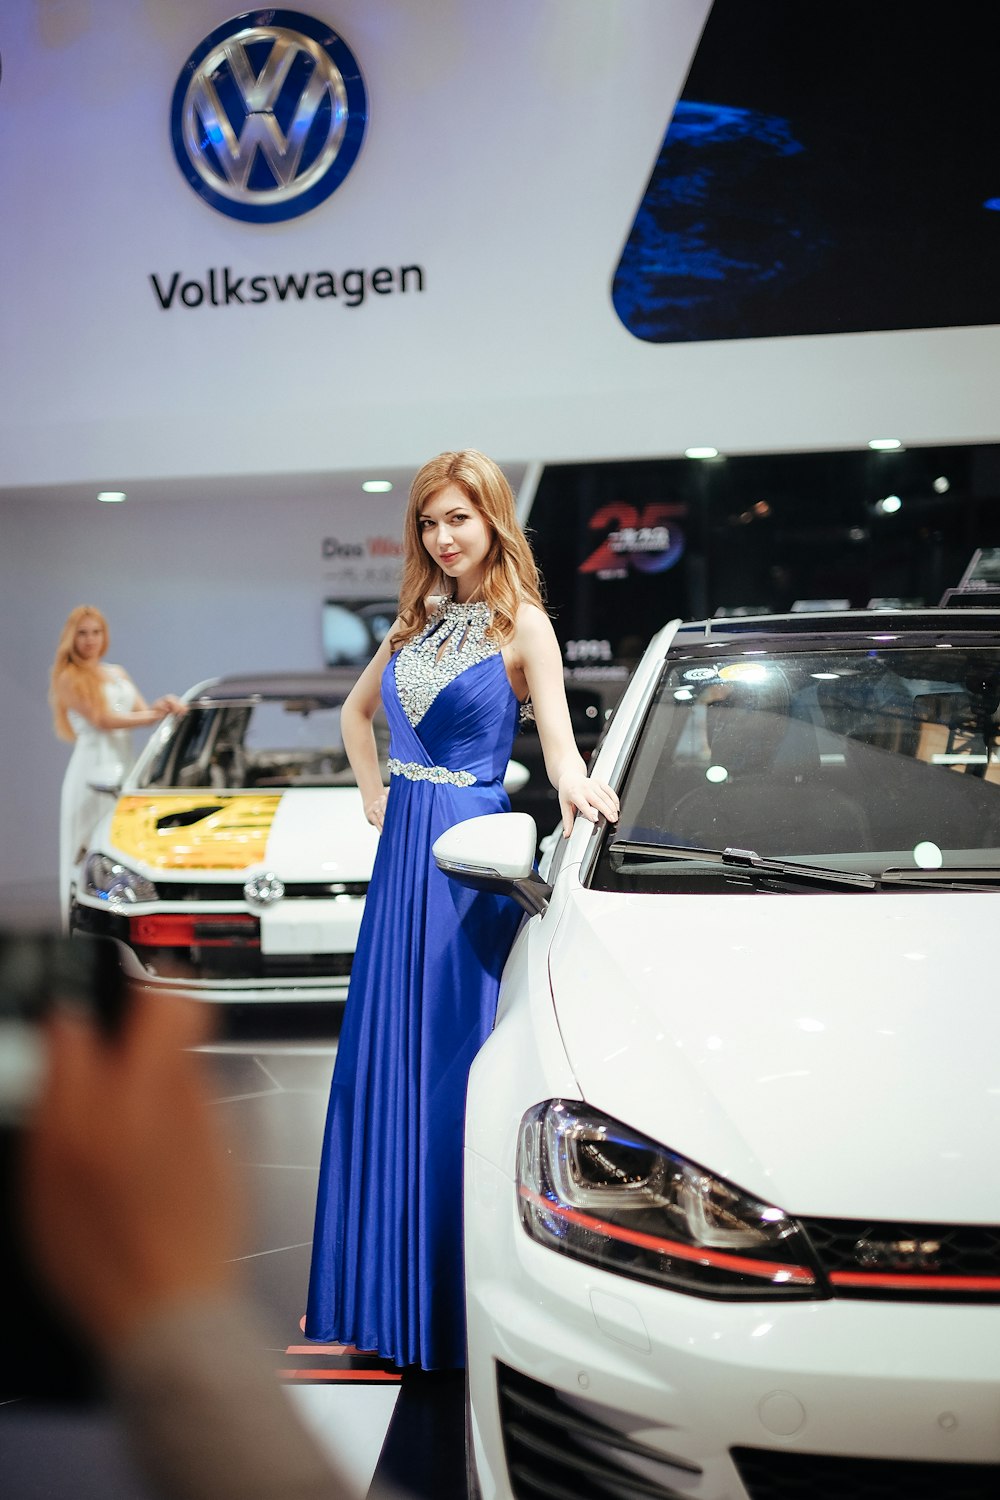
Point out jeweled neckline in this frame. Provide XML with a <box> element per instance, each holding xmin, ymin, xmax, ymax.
<box><xmin>395</xmin><ymin>597</ymin><xmax>499</xmax><ymax>727</ymax></box>
<box><xmin>441</xmin><ymin>597</ymin><xmax>490</xmax><ymax>616</ymax></box>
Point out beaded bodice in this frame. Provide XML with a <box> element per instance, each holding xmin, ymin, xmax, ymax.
<box><xmin>393</xmin><ymin>599</ymin><xmax>500</xmax><ymax>729</ymax></box>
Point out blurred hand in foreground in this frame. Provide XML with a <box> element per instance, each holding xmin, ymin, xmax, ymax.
<box><xmin>20</xmin><ymin>988</ymin><xmax>242</xmax><ymax>1355</ymax></box>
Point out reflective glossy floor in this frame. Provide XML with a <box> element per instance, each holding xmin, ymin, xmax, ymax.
<box><xmin>2</xmin><ymin>998</ymin><xmax>469</xmax><ymax>1500</ymax></box>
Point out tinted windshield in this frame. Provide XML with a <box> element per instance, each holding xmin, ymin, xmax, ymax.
<box><xmin>138</xmin><ymin>699</ymin><xmax>389</xmax><ymax>790</ymax></box>
<box><xmin>593</xmin><ymin>642</ymin><xmax>1000</xmax><ymax>890</ymax></box>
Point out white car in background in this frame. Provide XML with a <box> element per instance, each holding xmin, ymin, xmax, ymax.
<box><xmin>436</xmin><ymin>608</ymin><xmax>1000</xmax><ymax>1500</ymax></box>
<box><xmin>69</xmin><ymin>672</ymin><xmax>380</xmax><ymax>1005</ymax></box>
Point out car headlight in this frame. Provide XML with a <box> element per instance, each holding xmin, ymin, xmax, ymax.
<box><xmin>517</xmin><ymin>1100</ymin><xmax>822</xmax><ymax>1299</ymax></box>
<box><xmin>83</xmin><ymin>854</ymin><xmax>157</xmax><ymax>910</ymax></box>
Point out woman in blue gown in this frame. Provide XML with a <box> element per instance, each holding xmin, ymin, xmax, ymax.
<box><xmin>305</xmin><ymin>451</ymin><xmax>618</xmax><ymax>1369</ymax></box>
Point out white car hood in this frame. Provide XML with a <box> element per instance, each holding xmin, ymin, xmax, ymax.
<box><xmin>548</xmin><ymin>887</ymin><xmax>1000</xmax><ymax>1222</ymax></box>
<box><xmin>264</xmin><ymin>788</ymin><xmax>379</xmax><ymax>881</ymax></box>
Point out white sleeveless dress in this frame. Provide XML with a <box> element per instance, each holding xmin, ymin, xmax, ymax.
<box><xmin>59</xmin><ymin>669</ymin><xmax>138</xmax><ymax>922</ymax></box>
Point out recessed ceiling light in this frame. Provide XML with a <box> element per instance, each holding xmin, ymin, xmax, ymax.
<box><xmin>362</xmin><ymin>480</ymin><xmax>393</xmax><ymax>493</ymax></box>
<box><xmin>875</xmin><ymin>495</ymin><xmax>902</xmax><ymax>514</ymax></box>
<box><xmin>868</xmin><ymin>438</ymin><xmax>902</xmax><ymax>451</ymax></box>
<box><xmin>933</xmin><ymin>475</ymin><xmax>950</xmax><ymax>494</ymax></box>
<box><xmin>685</xmin><ymin>446</ymin><xmax>720</xmax><ymax>460</ymax></box>
<box><xmin>97</xmin><ymin>490</ymin><xmax>127</xmax><ymax>503</ymax></box>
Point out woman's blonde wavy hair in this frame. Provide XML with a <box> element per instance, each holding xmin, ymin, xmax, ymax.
<box><xmin>49</xmin><ymin>605</ymin><xmax>109</xmax><ymax>741</ymax></box>
<box><xmin>390</xmin><ymin>450</ymin><xmax>544</xmax><ymax>651</ymax></box>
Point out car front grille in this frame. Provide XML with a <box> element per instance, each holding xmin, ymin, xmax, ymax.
<box><xmin>496</xmin><ymin>1362</ymin><xmax>702</xmax><ymax>1500</ymax></box>
<box><xmin>801</xmin><ymin>1216</ymin><xmax>1000</xmax><ymax>1301</ymax></box>
<box><xmin>731</xmin><ymin>1446</ymin><xmax>1000</xmax><ymax>1499</ymax></box>
<box><xmin>152</xmin><ymin>881</ymin><xmax>369</xmax><ymax>901</ymax></box>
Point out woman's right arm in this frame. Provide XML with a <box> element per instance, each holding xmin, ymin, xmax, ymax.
<box><xmin>56</xmin><ymin>680</ymin><xmax>171</xmax><ymax>733</ymax></box>
<box><xmin>340</xmin><ymin>623</ymin><xmax>401</xmax><ymax>831</ymax></box>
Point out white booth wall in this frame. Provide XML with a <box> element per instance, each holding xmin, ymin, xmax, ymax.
<box><xmin>4</xmin><ymin>0</ymin><xmax>998</xmax><ymax>489</ymax></box>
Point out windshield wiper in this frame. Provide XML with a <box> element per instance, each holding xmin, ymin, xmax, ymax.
<box><xmin>880</xmin><ymin>867</ymin><xmax>1000</xmax><ymax>892</ymax></box>
<box><xmin>606</xmin><ymin>840</ymin><xmax>877</xmax><ymax>891</ymax></box>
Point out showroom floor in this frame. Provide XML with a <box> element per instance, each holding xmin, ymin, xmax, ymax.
<box><xmin>1</xmin><ymin>1001</ymin><xmax>469</xmax><ymax>1500</ymax></box>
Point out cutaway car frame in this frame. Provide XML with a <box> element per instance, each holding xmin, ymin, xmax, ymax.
<box><xmin>70</xmin><ymin>671</ymin><xmax>381</xmax><ymax>1005</ymax></box>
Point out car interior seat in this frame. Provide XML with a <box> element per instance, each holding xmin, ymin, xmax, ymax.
<box><xmin>815</xmin><ymin>673</ymin><xmax>1000</xmax><ymax>850</ymax></box>
<box><xmin>667</xmin><ymin>674</ymin><xmax>872</xmax><ymax>857</ymax></box>
<box><xmin>209</xmin><ymin>742</ymin><xmax>247</xmax><ymax>789</ymax></box>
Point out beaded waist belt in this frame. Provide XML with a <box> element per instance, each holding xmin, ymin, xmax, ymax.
<box><xmin>388</xmin><ymin>757</ymin><xmax>476</xmax><ymax>788</ymax></box>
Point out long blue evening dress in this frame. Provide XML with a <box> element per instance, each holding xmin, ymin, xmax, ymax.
<box><xmin>305</xmin><ymin>599</ymin><xmax>524</xmax><ymax>1369</ymax></box>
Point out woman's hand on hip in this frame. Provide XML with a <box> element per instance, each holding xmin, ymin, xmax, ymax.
<box><xmin>364</xmin><ymin>790</ymin><xmax>388</xmax><ymax>831</ymax></box>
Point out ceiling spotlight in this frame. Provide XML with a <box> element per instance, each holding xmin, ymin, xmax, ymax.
<box><xmin>362</xmin><ymin>479</ymin><xmax>393</xmax><ymax>493</ymax></box>
<box><xmin>868</xmin><ymin>438</ymin><xmax>903</xmax><ymax>451</ymax></box>
<box><xmin>685</xmin><ymin>446</ymin><xmax>720</xmax><ymax>460</ymax></box>
<box><xmin>97</xmin><ymin>491</ymin><xmax>127</xmax><ymax>503</ymax></box>
<box><xmin>875</xmin><ymin>495</ymin><xmax>902</xmax><ymax>515</ymax></box>
<box><xmin>933</xmin><ymin>475</ymin><xmax>950</xmax><ymax>494</ymax></box>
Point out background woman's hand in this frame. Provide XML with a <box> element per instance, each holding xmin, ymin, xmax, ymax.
<box><xmin>151</xmin><ymin>694</ymin><xmax>187</xmax><ymax>717</ymax></box>
<box><xmin>364</xmin><ymin>790</ymin><xmax>388</xmax><ymax>831</ymax></box>
<box><xmin>557</xmin><ymin>772</ymin><xmax>619</xmax><ymax>837</ymax></box>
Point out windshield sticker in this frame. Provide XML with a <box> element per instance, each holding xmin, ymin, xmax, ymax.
<box><xmin>682</xmin><ymin>667</ymin><xmax>718</xmax><ymax>681</ymax></box>
<box><xmin>718</xmin><ymin>662</ymin><xmax>770</xmax><ymax>683</ymax></box>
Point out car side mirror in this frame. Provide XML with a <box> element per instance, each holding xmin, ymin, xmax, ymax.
<box><xmin>86</xmin><ymin>780</ymin><xmax>122</xmax><ymax>797</ymax></box>
<box><xmin>432</xmin><ymin>811</ymin><xmax>552</xmax><ymax>916</ymax></box>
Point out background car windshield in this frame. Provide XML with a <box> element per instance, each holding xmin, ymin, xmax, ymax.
<box><xmin>139</xmin><ymin>699</ymin><xmax>389</xmax><ymax>790</ymax></box>
<box><xmin>596</xmin><ymin>643</ymin><xmax>1000</xmax><ymax>887</ymax></box>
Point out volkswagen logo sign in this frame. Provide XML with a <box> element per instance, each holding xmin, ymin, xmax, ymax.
<box><xmin>171</xmin><ymin>10</ymin><xmax>367</xmax><ymax>223</ymax></box>
<box><xmin>244</xmin><ymin>871</ymin><xmax>286</xmax><ymax>907</ymax></box>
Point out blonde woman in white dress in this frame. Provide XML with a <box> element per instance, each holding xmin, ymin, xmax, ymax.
<box><xmin>50</xmin><ymin>605</ymin><xmax>186</xmax><ymax>923</ymax></box>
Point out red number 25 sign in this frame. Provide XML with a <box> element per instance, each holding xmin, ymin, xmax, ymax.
<box><xmin>579</xmin><ymin>503</ymin><xmax>687</xmax><ymax>576</ymax></box>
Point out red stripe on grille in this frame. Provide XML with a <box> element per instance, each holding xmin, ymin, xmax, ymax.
<box><xmin>830</xmin><ymin>1271</ymin><xmax>1000</xmax><ymax>1291</ymax></box>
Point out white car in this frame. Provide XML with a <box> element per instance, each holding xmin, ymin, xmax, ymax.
<box><xmin>435</xmin><ymin>609</ymin><xmax>1000</xmax><ymax>1500</ymax></box>
<box><xmin>70</xmin><ymin>671</ymin><xmax>380</xmax><ymax>1005</ymax></box>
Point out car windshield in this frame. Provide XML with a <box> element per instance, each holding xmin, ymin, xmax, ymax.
<box><xmin>593</xmin><ymin>640</ymin><xmax>1000</xmax><ymax>892</ymax></box>
<box><xmin>137</xmin><ymin>697</ymin><xmax>389</xmax><ymax>790</ymax></box>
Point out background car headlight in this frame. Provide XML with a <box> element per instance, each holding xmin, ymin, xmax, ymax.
<box><xmin>83</xmin><ymin>854</ymin><xmax>157</xmax><ymax>910</ymax></box>
<box><xmin>517</xmin><ymin>1100</ymin><xmax>822</xmax><ymax>1298</ymax></box>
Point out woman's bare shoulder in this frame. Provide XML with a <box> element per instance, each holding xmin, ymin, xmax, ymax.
<box><xmin>508</xmin><ymin>602</ymin><xmax>558</xmax><ymax>673</ymax></box>
<box><xmin>513</xmin><ymin>601</ymin><xmax>555</xmax><ymax>639</ymax></box>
